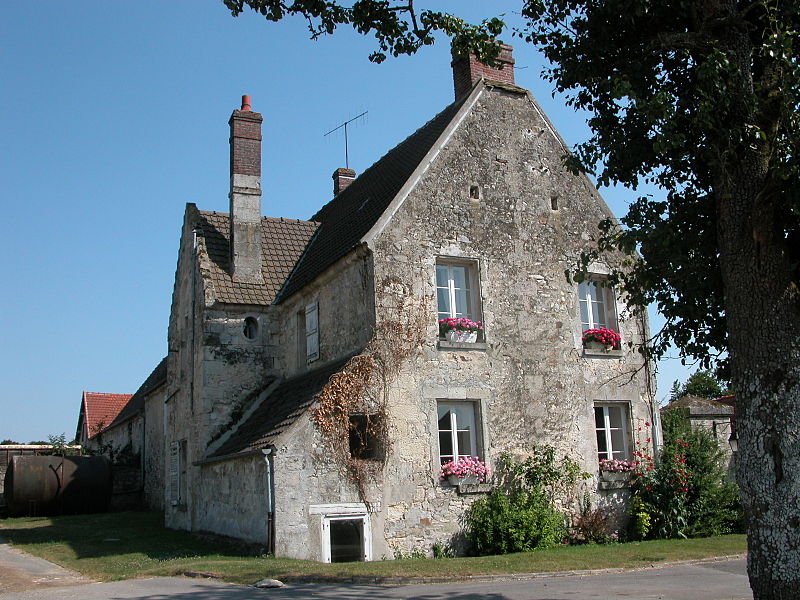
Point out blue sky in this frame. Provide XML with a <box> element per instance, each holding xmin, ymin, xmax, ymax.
<box><xmin>1</xmin><ymin>2</ymin><xmax>691</xmax><ymax>443</ymax></box>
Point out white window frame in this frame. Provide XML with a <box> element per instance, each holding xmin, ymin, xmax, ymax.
<box><xmin>437</xmin><ymin>400</ymin><xmax>481</xmax><ymax>465</ymax></box>
<box><xmin>594</xmin><ymin>403</ymin><xmax>630</xmax><ymax>462</ymax></box>
<box><xmin>436</xmin><ymin>260</ymin><xmax>481</xmax><ymax>321</ymax></box>
<box><xmin>319</xmin><ymin>512</ymin><xmax>372</xmax><ymax>563</ymax></box>
<box><xmin>305</xmin><ymin>302</ymin><xmax>319</xmax><ymax>363</ymax></box>
<box><xmin>578</xmin><ymin>279</ymin><xmax>618</xmax><ymax>331</ymax></box>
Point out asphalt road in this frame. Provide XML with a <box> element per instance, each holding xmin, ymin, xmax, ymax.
<box><xmin>0</xmin><ymin>555</ymin><xmax>751</xmax><ymax>599</ymax></box>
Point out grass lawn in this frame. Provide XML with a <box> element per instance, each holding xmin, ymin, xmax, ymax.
<box><xmin>0</xmin><ymin>511</ymin><xmax>746</xmax><ymax>585</ymax></box>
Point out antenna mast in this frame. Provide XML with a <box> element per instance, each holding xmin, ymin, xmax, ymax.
<box><xmin>324</xmin><ymin>111</ymin><xmax>368</xmax><ymax>169</ymax></box>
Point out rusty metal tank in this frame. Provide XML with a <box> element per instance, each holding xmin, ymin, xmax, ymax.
<box><xmin>3</xmin><ymin>455</ymin><xmax>112</xmax><ymax>517</ymax></box>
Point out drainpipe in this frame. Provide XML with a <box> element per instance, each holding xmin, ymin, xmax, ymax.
<box><xmin>262</xmin><ymin>446</ymin><xmax>276</xmax><ymax>555</ymax></box>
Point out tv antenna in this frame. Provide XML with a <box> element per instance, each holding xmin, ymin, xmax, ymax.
<box><xmin>324</xmin><ymin>111</ymin><xmax>368</xmax><ymax>169</ymax></box>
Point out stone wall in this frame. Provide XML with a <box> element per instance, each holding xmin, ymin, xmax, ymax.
<box><xmin>195</xmin><ymin>454</ymin><xmax>268</xmax><ymax>545</ymax></box>
<box><xmin>144</xmin><ymin>386</ymin><xmax>166</xmax><ymax>510</ymax></box>
<box><xmin>276</xmin><ymin>248</ymin><xmax>375</xmax><ymax>378</ymax></box>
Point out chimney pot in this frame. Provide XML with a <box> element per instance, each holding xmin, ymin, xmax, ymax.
<box><xmin>332</xmin><ymin>167</ymin><xmax>356</xmax><ymax>197</ymax></box>
<box><xmin>452</xmin><ymin>43</ymin><xmax>515</xmax><ymax>101</ymax></box>
<box><xmin>241</xmin><ymin>94</ymin><xmax>252</xmax><ymax>111</ymax></box>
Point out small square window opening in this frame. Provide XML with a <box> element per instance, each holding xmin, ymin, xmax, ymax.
<box><xmin>348</xmin><ymin>414</ymin><xmax>382</xmax><ymax>461</ymax></box>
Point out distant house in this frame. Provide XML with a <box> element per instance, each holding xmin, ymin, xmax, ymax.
<box><xmin>159</xmin><ymin>44</ymin><xmax>657</xmax><ymax>561</ymax></box>
<box><xmin>74</xmin><ymin>361</ymin><xmax>167</xmax><ymax>510</ymax></box>
<box><xmin>75</xmin><ymin>391</ymin><xmax>132</xmax><ymax>449</ymax></box>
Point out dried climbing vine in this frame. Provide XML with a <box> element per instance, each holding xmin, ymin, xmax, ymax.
<box><xmin>311</xmin><ymin>290</ymin><xmax>427</xmax><ymax>507</ymax></box>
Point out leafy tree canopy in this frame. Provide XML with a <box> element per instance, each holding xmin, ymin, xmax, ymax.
<box><xmin>669</xmin><ymin>369</ymin><xmax>730</xmax><ymax>401</ymax></box>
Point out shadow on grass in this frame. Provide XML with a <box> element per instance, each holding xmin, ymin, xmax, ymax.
<box><xmin>0</xmin><ymin>511</ymin><xmax>262</xmax><ymax>562</ymax></box>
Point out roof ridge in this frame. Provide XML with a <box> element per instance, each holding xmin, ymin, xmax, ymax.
<box><xmin>276</xmin><ymin>93</ymin><xmax>470</xmax><ymax>303</ymax></box>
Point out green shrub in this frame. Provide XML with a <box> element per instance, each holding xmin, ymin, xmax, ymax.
<box><xmin>630</xmin><ymin>409</ymin><xmax>744</xmax><ymax>540</ymax></box>
<box><xmin>463</xmin><ymin>447</ymin><xmax>585</xmax><ymax>556</ymax></box>
<box><xmin>465</xmin><ymin>488</ymin><xmax>566</xmax><ymax>555</ymax></box>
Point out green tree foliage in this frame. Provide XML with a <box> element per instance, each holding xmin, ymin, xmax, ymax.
<box><xmin>669</xmin><ymin>370</ymin><xmax>729</xmax><ymax>402</ymax></box>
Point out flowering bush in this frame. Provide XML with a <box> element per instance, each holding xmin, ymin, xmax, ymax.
<box><xmin>598</xmin><ymin>458</ymin><xmax>636</xmax><ymax>473</ymax></box>
<box><xmin>438</xmin><ymin>317</ymin><xmax>483</xmax><ymax>337</ymax></box>
<box><xmin>582</xmin><ymin>327</ymin><xmax>621</xmax><ymax>349</ymax></box>
<box><xmin>440</xmin><ymin>456</ymin><xmax>489</xmax><ymax>482</ymax></box>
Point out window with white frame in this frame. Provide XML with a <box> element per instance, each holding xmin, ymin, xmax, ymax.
<box><xmin>578</xmin><ymin>279</ymin><xmax>618</xmax><ymax>331</ymax></box>
<box><xmin>436</xmin><ymin>261</ymin><xmax>481</xmax><ymax>322</ymax></box>
<box><xmin>594</xmin><ymin>404</ymin><xmax>630</xmax><ymax>462</ymax></box>
<box><xmin>437</xmin><ymin>401</ymin><xmax>481</xmax><ymax>465</ymax></box>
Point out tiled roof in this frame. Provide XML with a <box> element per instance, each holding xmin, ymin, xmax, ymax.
<box><xmin>276</xmin><ymin>94</ymin><xmax>470</xmax><ymax>302</ymax></box>
<box><xmin>195</xmin><ymin>211</ymin><xmax>318</xmax><ymax>306</ymax></box>
<box><xmin>82</xmin><ymin>392</ymin><xmax>133</xmax><ymax>439</ymax></box>
<box><xmin>210</xmin><ymin>356</ymin><xmax>353</xmax><ymax>458</ymax></box>
<box><xmin>108</xmin><ymin>357</ymin><xmax>167</xmax><ymax>429</ymax></box>
<box><xmin>663</xmin><ymin>395</ymin><xmax>734</xmax><ymax>417</ymax></box>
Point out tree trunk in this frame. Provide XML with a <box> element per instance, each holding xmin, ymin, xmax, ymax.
<box><xmin>715</xmin><ymin>4</ymin><xmax>800</xmax><ymax>598</ymax></box>
<box><xmin>716</xmin><ymin>34</ymin><xmax>800</xmax><ymax>600</ymax></box>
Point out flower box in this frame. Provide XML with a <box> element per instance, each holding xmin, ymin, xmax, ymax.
<box><xmin>585</xmin><ymin>339</ymin><xmax>615</xmax><ymax>352</ymax></box>
<box><xmin>446</xmin><ymin>330</ymin><xmax>478</xmax><ymax>343</ymax></box>
<box><xmin>600</xmin><ymin>471</ymin><xmax>630</xmax><ymax>482</ymax></box>
<box><xmin>440</xmin><ymin>457</ymin><xmax>488</xmax><ymax>484</ymax></box>
<box><xmin>581</xmin><ymin>327</ymin><xmax>621</xmax><ymax>351</ymax></box>
<box><xmin>447</xmin><ymin>474</ymin><xmax>479</xmax><ymax>485</ymax></box>
<box><xmin>438</xmin><ymin>317</ymin><xmax>483</xmax><ymax>343</ymax></box>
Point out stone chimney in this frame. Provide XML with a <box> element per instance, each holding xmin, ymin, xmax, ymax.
<box><xmin>332</xmin><ymin>167</ymin><xmax>356</xmax><ymax>196</ymax></box>
<box><xmin>229</xmin><ymin>94</ymin><xmax>264</xmax><ymax>284</ymax></box>
<box><xmin>452</xmin><ymin>43</ymin><xmax>515</xmax><ymax>101</ymax></box>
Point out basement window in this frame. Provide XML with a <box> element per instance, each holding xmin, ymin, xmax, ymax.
<box><xmin>322</xmin><ymin>513</ymin><xmax>371</xmax><ymax>562</ymax></box>
<box><xmin>349</xmin><ymin>414</ymin><xmax>382</xmax><ymax>461</ymax></box>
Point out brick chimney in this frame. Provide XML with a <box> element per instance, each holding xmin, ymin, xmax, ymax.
<box><xmin>332</xmin><ymin>167</ymin><xmax>356</xmax><ymax>196</ymax></box>
<box><xmin>452</xmin><ymin>43</ymin><xmax>515</xmax><ymax>101</ymax></box>
<box><xmin>229</xmin><ymin>94</ymin><xmax>264</xmax><ymax>284</ymax></box>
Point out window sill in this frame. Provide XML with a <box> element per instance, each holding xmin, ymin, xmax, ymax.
<box><xmin>438</xmin><ymin>340</ymin><xmax>487</xmax><ymax>351</ymax></box>
<box><xmin>454</xmin><ymin>482</ymin><xmax>492</xmax><ymax>495</ymax></box>
<box><xmin>583</xmin><ymin>347</ymin><xmax>623</xmax><ymax>358</ymax></box>
<box><xmin>598</xmin><ymin>479</ymin><xmax>631</xmax><ymax>491</ymax></box>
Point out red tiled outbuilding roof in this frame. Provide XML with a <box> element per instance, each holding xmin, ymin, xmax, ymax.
<box><xmin>80</xmin><ymin>392</ymin><xmax>132</xmax><ymax>439</ymax></box>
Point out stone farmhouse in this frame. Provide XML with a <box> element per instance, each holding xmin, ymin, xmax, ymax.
<box><xmin>158</xmin><ymin>44</ymin><xmax>656</xmax><ymax>562</ymax></box>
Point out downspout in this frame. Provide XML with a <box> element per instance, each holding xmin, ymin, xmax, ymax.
<box><xmin>262</xmin><ymin>446</ymin><xmax>276</xmax><ymax>555</ymax></box>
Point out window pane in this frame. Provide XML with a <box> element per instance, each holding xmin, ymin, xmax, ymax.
<box><xmin>593</xmin><ymin>300</ymin><xmax>607</xmax><ymax>328</ymax></box>
<box><xmin>435</xmin><ymin>266</ymin><xmax>449</xmax><ymax>287</ymax></box>
<box><xmin>439</xmin><ymin>432</ymin><xmax>453</xmax><ymax>458</ymax></box>
<box><xmin>596</xmin><ymin>431</ymin><xmax>608</xmax><ymax>456</ymax></box>
<box><xmin>437</xmin><ymin>288</ymin><xmax>450</xmax><ymax>315</ymax></box>
<box><xmin>456</xmin><ymin>430</ymin><xmax>471</xmax><ymax>457</ymax></box>
<box><xmin>451</xmin><ymin>266</ymin><xmax>466</xmax><ymax>290</ymax></box>
<box><xmin>594</xmin><ymin>407</ymin><xmax>605</xmax><ymax>429</ymax></box>
<box><xmin>451</xmin><ymin>403</ymin><xmax>476</xmax><ymax>431</ymax></box>
<box><xmin>580</xmin><ymin>299</ymin><xmax>590</xmax><ymax>329</ymax></box>
<box><xmin>608</xmin><ymin>407</ymin><xmax>622</xmax><ymax>429</ymax></box>
<box><xmin>330</xmin><ymin>519</ymin><xmax>364</xmax><ymax>563</ymax></box>
<box><xmin>438</xmin><ymin>409</ymin><xmax>452</xmax><ymax>431</ymax></box>
<box><xmin>454</xmin><ymin>289</ymin><xmax>470</xmax><ymax>317</ymax></box>
<box><xmin>610</xmin><ymin>429</ymin><xmax>624</xmax><ymax>454</ymax></box>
